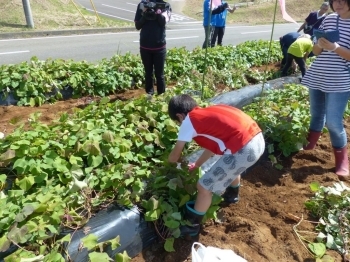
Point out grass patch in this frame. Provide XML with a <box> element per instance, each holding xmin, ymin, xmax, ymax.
<box><xmin>0</xmin><ymin>0</ymin><xmax>133</xmax><ymax>32</ymax></box>
<box><xmin>183</xmin><ymin>0</ymin><xmax>328</xmax><ymax>25</ymax></box>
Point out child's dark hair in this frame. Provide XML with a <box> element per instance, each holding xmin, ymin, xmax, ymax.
<box><xmin>168</xmin><ymin>94</ymin><xmax>198</xmax><ymax>121</ymax></box>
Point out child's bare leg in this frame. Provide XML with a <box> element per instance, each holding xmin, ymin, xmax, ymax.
<box><xmin>194</xmin><ymin>183</ymin><xmax>213</xmax><ymax>213</ymax></box>
<box><xmin>231</xmin><ymin>175</ymin><xmax>241</xmax><ymax>187</ymax></box>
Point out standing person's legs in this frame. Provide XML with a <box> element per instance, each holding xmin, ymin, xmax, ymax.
<box><xmin>309</xmin><ymin>88</ymin><xmax>326</xmax><ymax>132</ymax></box>
<box><xmin>217</xmin><ymin>27</ymin><xmax>225</xmax><ymax>46</ymax></box>
<box><xmin>294</xmin><ymin>57</ymin><xmax>307</xmax><ymax>76</ymax></box>
<box><xmin>140</xmin><ymin>49</ymin><xmax>154</xmax><ymax>95</ymax></box>
<box><xmin>281</xmin><ymin>53</ymin><xmax>294</xmax><ymax>76</ymax></box>
<box><xmin>202</xmin><ymin>26</ymin><xmax>213</xmax><ymax>48</ymax></box>
<box><xmin>304</xmin><ymin>88</ymin><xmax>325</xmax><ymax>150</ymax></box>
<box><xmin>211</xmin><ymin>27</ymin><xmax>219</xmax><ymax>47</ymax></box>
<box><xmin>153</xmin><ymin>48</ymin><xmax>166</xmax><ymax>95</ymax></box>
<box><xmin>325</xmin><ymin>92</ymin><xmax>350</xmax><ymax>148</ymax></box>
<box><xmin>325</xmin><ymin>91</ymin><xmax>350</xmax><ymax>178</ymax></box>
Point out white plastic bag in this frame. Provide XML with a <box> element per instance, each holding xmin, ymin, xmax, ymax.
<box><xmin>191</xmin><ymin>242</ymin><xmax>247</xmax><ymax>262</ymax></box>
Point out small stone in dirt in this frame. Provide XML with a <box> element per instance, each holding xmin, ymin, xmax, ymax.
<box><xmin>215</xmin><ymin>210</ymin><xmax>226</xmax><ymax>223</ymax></box>
<box><xmin>255</xmin><ymin>182</ymin><xmax>262</xmax><ymax>187</ymax></box>
<box><xmin>221</xmin><ymin>235</ymin><xmax>227</xmax><ymax>241</ymax></box>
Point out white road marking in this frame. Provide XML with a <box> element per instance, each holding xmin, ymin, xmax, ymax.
<box><xmin>0</xmin><ymin>50</ymin><xmax>29</xmax><ymax>55</ymax></box>
<box><xmin>0</xmin><ymin>24</ymin><xmax>298</xmax><ymax>43</ymax></box>
<box><xmin>102</xmin><ymin>4</ymin><xmax>134</xmax><ymax>13</ymax></box>
<box><xmin>85</xmin><ymin>8</ymin><xmax>134</xmax><ymax>22</ymax></box>
<box><xmin>241</xmin><ymin>30</ymin><xmax>271</xmax><ymax>34</ymax></box>
<box><xmin>0</xmin><ymin>32</ymin><xmax>139</xmax><ymax>42</ymax></box>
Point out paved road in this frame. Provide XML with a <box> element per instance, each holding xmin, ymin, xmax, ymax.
<box><xmin>0</xmin><ymin>23</ymin><xmax>298</xmax><ymax>65</ymax></box>
<box><xmin>75</xmin><ymin>0</ymin><xmax>197</xmax><ymax>23</ymax></box>
<box><xmin>0</xmin><ymin>0</ymin><xmax>300</xmax><ymax>65</ymax></box>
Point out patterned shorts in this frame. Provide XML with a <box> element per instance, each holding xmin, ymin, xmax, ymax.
<box><xmin>198</xmin><ymin>132</ymin><xmax>265</xmax><ymax>195</ymax></box>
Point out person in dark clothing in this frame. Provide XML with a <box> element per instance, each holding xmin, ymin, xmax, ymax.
<box><xmin>279</xmin><ymin>32</ymin><xmax>300</xmax><ymax>67</ymax></box>
<box><xmin>297</xmin><ymin>2</ymin><xmax>329</xmax><ymax>36</ymax></box>
<box><xmin>134</xmin><ymin>0</ymin><xmax>171</xmax><ymax>96</ymax></box>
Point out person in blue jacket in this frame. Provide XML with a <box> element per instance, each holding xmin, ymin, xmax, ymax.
<box><xmin>202</xmin><ymin>0</ymin><xmax>229</xmax><ymax>48</ymax></box>
<box><xmin>211</xmin><ymin>1</ymin><xmax>236</xmax><ymax>47</ymax></box>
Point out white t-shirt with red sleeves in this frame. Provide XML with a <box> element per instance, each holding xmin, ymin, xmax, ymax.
<box><xmin>177</xmin><ymin>105</ymin><xmax>261</xmax><ymax>155</ymax></box>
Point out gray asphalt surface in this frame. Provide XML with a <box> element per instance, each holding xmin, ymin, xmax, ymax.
<box><xmin>75</xmin><ymin>0</ymin><xmax>196</xmax><ymax>23</ymax></box>
<box><xmin>0</xmin><ymin>0</ymin><xmax>300</xmax><ymax>65</ymax></box>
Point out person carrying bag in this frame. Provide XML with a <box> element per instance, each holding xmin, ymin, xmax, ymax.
<box><xmin>297</xmin><ymin>2</ymin><xmax>329</xmax><ymax>36</ymax></box>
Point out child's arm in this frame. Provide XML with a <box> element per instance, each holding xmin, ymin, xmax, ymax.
<box><xmin>193</xmin><ymin>149</ymin><xmax>215</xmax><ymax>167</ymax></box>
<box><xmin>168</xmin><ymin>141</ymin><xmax>186</xmax><ymax>163</ymax></box>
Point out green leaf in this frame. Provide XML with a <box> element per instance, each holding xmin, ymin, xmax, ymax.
<box><xmin>172</xmin><ymin>228</ymin><xmax>181</xmax><ymax>238</ymax></box>
<box><xmin>69</xmin><ymin>155</ymin><xmax>84</xmax><ymax>166</ymax></box>
<box><xmin>83</xmin><ymin>140</ymin><xmax>101</xmax><ymax>156</ymax></box>
<box><xmin>81</xmin><ymin>234</ymin><xmax>98</xmax><ymax>251</ymax></box>
<box><xmin>164</xmin><ymin>237</ymin><xmax>175</xmax><ymax>252</ymax></box>
<box><xmin>115</xmin><ymin>251</ymin><xmax>131</xmax><ymax>262</ymax></box>
<box><xmin>148</xmin><ymin>197</ymin><xmax>159</xmax><ymax>210</ymax></box>
<box><xmin>89</xmin><ymin>252</ymin><xmax>112</xmax><ymax>262</ymax></box>
<box><xmin>0</xmin><ymin>235</ymin><xmax>10</xmax><ymax>252</ymax></box>
<box><xmin>326</xmin><ymin>233</ymin><xmax>336</xmax><ymax>249</ymax></box>
<box><xmin>308</xmin><ymin>242</ymin><xmax>326</xmax><ymax>258</ymax></box>
<box><xmin>102</xmin><ymin>131</ymin><xmax>115</xmax><ymax>143</ymax></box>
<box><xmin>29</xmin><ymin>97</ymin><xmax>36</xmax><ymax>107</ymax></box>
<box><xmin>13</xmin><ymin>158</ymin><xmax>28</xmax><ymax>174</ymax></box>
<box><xmin>88</xmin><ymin>155</ymin><xmax>103</xmax><ymax>168</ymax></box>
<box><xmin>110</xmin><ymin>236</ymin><xmax>121</xmax><ymax>250</ymax></box>
<box><xmin>56</xmin><ymin>234</ymin><xmax>71</xmax><ymax>243</ymax></box>
<box><xmin>15</xmin><ymin>176</ymin><xmax>35</xmax><ymax>191</ymax></box>
<box><xmin>310</xmin><ymin>182</ymin><xmax>320</xmax><ymax>192</ymax></box>
<box><xmin>164</xmin><ymin>219</ymin><xmax>180</xmax><ymax>229</ymax></box>
<box><xmin>8</xmin><ymin>190</ymin><xmax>25</xmax><ymax>198</ymax></box>
<box><xmin>171</xmin><ymin>212</ymin><xmax>181</xmax><ymax>221</ymax></box>
<box><xmin>7</xmin><ymin>225</ymin><xmax>29</xmax><ymax>244</ymax></box>
<box><xmin>100</xmin><ymin>97</ymin><xmax>110</xmax><ymax>104</ymax></box>
<box><xmin>179</xmin><ymin>195</ymin><xmax>190</xmax><ymax>207</ymax></box>
<box><xmin>167</xmin><ymin>178</ymin><xmax>177</xmax><ymax>190</ymax></box>
<box><xmin>145</xmin><ymin>209</ymin><xmax>160</xmax><ymax>221</ymax></box>
<box><xmin>44</xmin><ymin>251</ymin><xmax>65</xmax><ymax>262</ymax></box>
<box><xmin>15</xmin><ymin>204</ymin><xmax>36</xmax><ymax>222</ymax></box>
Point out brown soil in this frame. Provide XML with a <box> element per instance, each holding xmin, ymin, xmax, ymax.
<box><xmin>0</xmin><ymin>87</ymin><xmax>348</xmax><ymax>262</ymax></box>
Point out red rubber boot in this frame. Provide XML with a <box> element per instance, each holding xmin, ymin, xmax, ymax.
<box><xmin>303</xmin><ymin>131</ymin><xmax>322</xmax><ymax>150</ymax></box>
<box><xmin>333</xmin><ymin>147</ymin><xmax>349</xmax><ymax>180</ymax></box>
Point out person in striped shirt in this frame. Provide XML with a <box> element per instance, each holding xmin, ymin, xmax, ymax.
<box><xmin>301</xmin><ymin>0</ymin><xmax>350</xmax><ymax>180</ymax></box>
<box><xmin>167</xmin><ymin>94</ymin><xmax>265</xmax><ymax>236</ymax></box>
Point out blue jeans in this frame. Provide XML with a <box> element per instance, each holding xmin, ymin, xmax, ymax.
<box><xmin>309</xmin><ymin>88</ymin><xmax>350</xmax><ymax>148</ymax></box>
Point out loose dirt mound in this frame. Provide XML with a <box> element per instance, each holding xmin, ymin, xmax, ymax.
<box><xmin>0</xmin><ymin>89</ymin><xmax>347</xmax><ymax>262</ymax></box>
